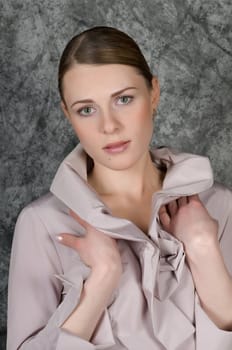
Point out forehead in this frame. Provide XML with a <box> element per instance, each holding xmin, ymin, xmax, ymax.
<box><xmin>62</xmin><ymin>64</ymin><xmax>146</xmax><ymax>96</ymax></box>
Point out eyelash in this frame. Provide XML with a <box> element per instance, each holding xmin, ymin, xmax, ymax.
<box><xmin>76</xmin><ymin>95</ymin><xmax>134</xmax><ymax>117</ymax></box>
<box><xmin>77</xmin><ymin>105</ymin><xmax>95</xmax><ymax>117</ymax></box>
<box><xmin>117</xmin><ymin>95</ymin><xmax>134</xmax><ymax>105</ymax></box>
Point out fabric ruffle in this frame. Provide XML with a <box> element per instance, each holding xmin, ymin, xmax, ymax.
<box><xmin>50</xmin><ymin>144</ymin><xmax>214</xmax><ymax>349</ymax></box>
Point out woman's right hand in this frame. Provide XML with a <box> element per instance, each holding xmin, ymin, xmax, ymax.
<box><xmin>57</xmin><ymin>210</ymin><xmax>123</xmax><ymax>278</ymax></box>
<box><xmin>57</xmin><ymin>211</ymin><xmax>122</xmax><ymax>338</ymax></box>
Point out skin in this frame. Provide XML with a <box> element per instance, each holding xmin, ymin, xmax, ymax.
<box><xmin>61</xmin><ymin>64</ymin><xmax>161</xmax><ymax>198</ymax></box>
<box><xmin>160</xmin><ymin>195</ymin><xmax>232</xmax><ymax>330</ymax></box>
<box><xmin>58</xmin><ymin>63</ymin><xmax>162</xmax><ymax>338</ymax></box>
<box><xmin>57</xmin><ymin>63</ymin><xmax>232</xmax><ymax>339</ymax></box>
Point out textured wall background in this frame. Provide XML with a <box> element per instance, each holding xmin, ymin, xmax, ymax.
<box><xmin>1</xmin><ymin>0</ymin><xmax>232</xmax><ymax>348</ymax></box>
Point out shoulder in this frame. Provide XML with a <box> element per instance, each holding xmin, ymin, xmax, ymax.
<box><xmin>200</xmin><ymin>181</ymin><xmax>232</xmax><ymax>213</ymax></box>
<box><xmin>14</xmin><ymin>191</ymin><xmax>80</xmax><ymax>245</ymax></box>
<box><xmin>22</xmin><ymin>191</ymin><xmax>66</xmax><ymax>212</ymax></box>
<box><xmin>17</xmin><ymin>192</ymin><xmax>63</xmax><ymax>223</ymax></box>
<box><xmin>14</xmin><ymin>192</ymin><xmax>68</xmax><ymax>240</ymax></box>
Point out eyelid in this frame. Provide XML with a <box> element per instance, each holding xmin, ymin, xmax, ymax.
<box><xmin>77</xmin><ymin>105</ymin><xmax>95</xmax><ymax>116</ymax></box>
<box><xmin>116</xmin><ymin>95</ymin><xmax>134</xmax><ymax>103</ymax></box>
<box><xmin>75</xmin><ymin>94</ymin><xmax>134</xmax><ymax>116</ymax></box>
<box><xmin>117</xmin><ymin>94</ymin><xmax>133</xmax><ymax>98</ymax></box>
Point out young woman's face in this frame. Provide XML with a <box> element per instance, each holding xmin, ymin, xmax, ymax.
<box><xmin>61</xmin><ymin>64</ymin><xmax>160</xmax><ymax>171</ymax></box>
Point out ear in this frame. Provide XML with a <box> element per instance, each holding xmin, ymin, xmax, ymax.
<box><xmin>60</xmin><ymin>101</ymin><xmax>70</xmax><ymax>120</ymax></box>
<box><xmin>151</xmin><ymin>76</ymin><xmax>160</xmax><ymax>110</ymax></box>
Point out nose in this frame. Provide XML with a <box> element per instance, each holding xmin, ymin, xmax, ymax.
<box><xmin>99</xmin><ymin>110</ymin><xmax>121</xmax><ymax>134</ymax></box>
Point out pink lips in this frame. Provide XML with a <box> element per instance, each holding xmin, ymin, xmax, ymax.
<box><xmin>103</xmin><ymin>140</ymin><xmax>130</xmax><ymax>154</ymax></box>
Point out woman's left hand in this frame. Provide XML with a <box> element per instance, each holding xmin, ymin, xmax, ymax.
<box><xmin>158</xmin><ymin>194</ymin><xmax>219</xmax><ymax>250</ymax></box>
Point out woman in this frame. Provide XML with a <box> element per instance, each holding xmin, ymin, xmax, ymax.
<box><xmin>7</xmin><ymin>26</ymin><xmax>232</xmax><ymax>350</ymax></box>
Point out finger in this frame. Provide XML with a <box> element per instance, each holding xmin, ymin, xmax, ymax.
<box><xmin>69</xmin><ymin>209</ymin><xmax>89</xmax><ymax>229</ymax></box>
<box><xmin>159</xmin><ymin>205</ymin><xmax>171</xmax><ymax>228</ymax></box>
<box><xmin>188</xmin><ymin>194</ymin><xmax>200</xmax><ymax>203</ymax></box>
<box><xmin>56</xmin><ymin>233</ymin><xmax>82</xmax><ymax>250</ymax></box>
<box><xmin>167</xmin><ymin>200</ymin><xmax>178</xmax><ymax>217</ymax></box>
<box><xmin>177</xmin><ymin>196</ymin><xmax>188</xmax><ymax>207</ymax></box>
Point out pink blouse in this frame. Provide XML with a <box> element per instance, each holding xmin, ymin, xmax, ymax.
<box><xmin>7</xmin><ymin>144</ymin><xmax>232</xmax><ymax>349</ymax></box>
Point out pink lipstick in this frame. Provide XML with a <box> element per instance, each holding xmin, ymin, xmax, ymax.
<box><xmin>103</xmin><ymin>140</ymin><xmax>130</xmax><ymax>154</ymax></box>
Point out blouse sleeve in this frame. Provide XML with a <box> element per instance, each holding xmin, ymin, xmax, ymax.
<box><xmin>7</xmin><ymin>204</ymin><xmax>113</xmax><ymax>350</ymax></box>
<box><xmin>195</xmin><ymin>296</ymin><xmax>232</xmax><ymax>350</ymax></box>
<box><xmin>195</xmin><ymin>185</ymin><xmax>232</xmax><ymax>350</ymax></box>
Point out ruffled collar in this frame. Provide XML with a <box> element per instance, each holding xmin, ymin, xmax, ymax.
<box><xmin>50</xmin><ymin>143</ymin><xmax>214</xmax><ymax>349</ymax></box>
<box><xmin>50</xmin><ymin>143</ymin><xmax>213</xmax><ymax>243</ymax></box>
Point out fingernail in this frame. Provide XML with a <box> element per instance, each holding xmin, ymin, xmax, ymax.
<box><xmin>55</xmin><ymin>235</ymin><xmax>63</xmax><ymax>241</ymax></box>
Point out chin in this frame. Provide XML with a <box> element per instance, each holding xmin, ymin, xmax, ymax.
<box><xmin>89</xmin><ymin>144</ymin><xmax>150</xmax><ymax>171</ymax></box>
<box><xmin>102</xmin><ymin>155</ymin><xmax>143</xmax><ymax>171</ymax></box>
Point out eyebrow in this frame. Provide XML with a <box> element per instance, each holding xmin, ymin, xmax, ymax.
<box><xmin>70</xmin><ymin>87</ymin><xmax>137</xmax><ymax>108</ymax></box>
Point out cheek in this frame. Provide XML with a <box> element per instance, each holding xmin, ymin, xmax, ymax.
<box><xmin>133</xmin><ymin>104</ymin><xmax>153</xmax><ymax>142</ymax></box>
<box><xmin>134</xmin><ymin>98</ymin><xmax>152</xmax><ymax>117</ymax></box>
<box><xmin>73</xmin><ymin>126</ymin><xmax>101</xmax><ymax>157</ymax></box>
<box><xmin>132</xmin><ymin>102</ymin><xmax>153</xmax><ymax>128</ymax></box>
<box><xmin>70</xmin><ymin>119</ymin><xmax>95</xmax><ymax>141</ymax></box>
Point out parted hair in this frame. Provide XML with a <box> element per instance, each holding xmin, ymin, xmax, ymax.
<box><xmin>58</xmin><ymin>26</ymin><xmax>153</xmax><ymax>101</ymax></box>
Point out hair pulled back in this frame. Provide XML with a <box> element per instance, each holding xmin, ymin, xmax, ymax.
<box><xmin>58</xmin><ymin>26</ymin><xmax>153</xmax><ymax>101</ymax></box>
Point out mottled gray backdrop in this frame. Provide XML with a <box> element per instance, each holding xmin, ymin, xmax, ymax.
<box><xmin>1</xmin><ymin>0</ymin><xmax>232</xmax><ymax>348</ymax></box>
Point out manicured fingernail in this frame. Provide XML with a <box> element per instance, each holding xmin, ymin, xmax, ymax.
<box><xmin>56</xmin><ymin>235</ymin><xmax>63</xmax><ymax>241</ymax></box>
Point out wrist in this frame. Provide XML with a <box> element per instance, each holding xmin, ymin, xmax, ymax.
<box><xmin>87</xmin><ymin>264</ymin><xmax>122</xmax><ymax>288</ymax></box>
<box><xmin>184</xmin><ymin>234</ymin><xmax>219</xmax><ymax>263</ymax></box>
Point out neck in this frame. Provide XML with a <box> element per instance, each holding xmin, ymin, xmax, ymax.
<box><xmin>88</xmin><ymin>151</ymin><xmax>163</xmax><ymax>200</ymax></box>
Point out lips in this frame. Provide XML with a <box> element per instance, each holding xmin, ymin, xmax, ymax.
<box><xmin>103</xmin><ymin>140</ymin><xmax>130</xmax><ymax>149</ymax></box>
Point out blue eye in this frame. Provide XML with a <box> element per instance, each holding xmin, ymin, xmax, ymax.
<box><xmin>77</xmin><ymin>106</ymin><xmax>95</xmax><ymax>117</ymax></box>
<box><xmin>117</xmin><ymin>95</ymin><xmax>133</xmax><ymax>105</ymax></box>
